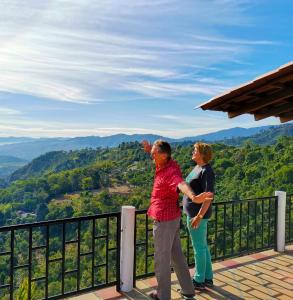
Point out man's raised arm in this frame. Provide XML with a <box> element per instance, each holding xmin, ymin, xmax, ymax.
<box><xmin>142</xmin><ymin>140</ymin><xmax>152</xmax><ymax>154</ymax></box>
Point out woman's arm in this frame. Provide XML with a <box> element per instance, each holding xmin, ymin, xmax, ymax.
<box><xmin>191</xmin><ymin>168</ymin><xmax>215</xmax><ymax>228</ymax></box>
<box><xmin>190</xmin><ymin>197</ymin><xmax>213</xmax><ymax>228</ymax></box>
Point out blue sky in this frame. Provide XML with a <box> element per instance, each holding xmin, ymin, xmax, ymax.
<box><xmin>0</xmin><ymin>0</ymin><xmax>292</xmax><ymax>138</ymax></box>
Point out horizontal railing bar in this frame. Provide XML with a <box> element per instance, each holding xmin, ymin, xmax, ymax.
<box><xmin>0</xmin><ymin>212</ymin><xmax>120</xmax><ymax>232</ymax></box>
<box><xmin>80</xmin><ymin>251</ymin><xmax>93</xmax><ymax>257</ymax></box>
<box><xmin>65</xmin><ymin>269</ymin><xmax>78</xmax><ymax>275</ymax></box>
<box><xmin>214</xmin><ymin>196</ymin><xmax>277</xmax><ymax>205</ymax></box>
<box><xmin>48</xmin><ymin>257</ymin><xmax>63</xmax><ymax>263</ymax></box>
<box><xmin>31</xmin><ymin>276</ymin><xmax>46</xmax><ymax>282</ymax></box>
<box><xmin>0</xmin><ymin>284</ymin><xmax>10</xmax><ymax>289</ymax></box>
<box><xmin>32</xmin><ymin>245</ymin><xmax>46</xmax><ymax>251</ymax></box>
<box><xmin>14</xmin><ymin>264</ymin><xmax>29</xmax><ymax>270</ymax></box>
<box><xmin>135</xmin><ymin>209</ymin><xmax>148</xmax><ymax>214</ymax></box>
<box><xmin>0</xmin><ymin>251</ymin><xmax>11</xmax><ymax>256</ymax></box>
<box><xmin>95</xmin><ymin>235</ymin><xmax>107</xmax><ymax>239</ymax></box>
<box><xmin>94</xmin><ymin>263</ymin><xmax>106</xmax><ymax>268</ymax></box>
<box><xmin>134</xmin><ymin>197</ymin><xmax>277</xmax><ymax>215</ymax></box>
<box><xmin>136</xmin><ymin>242</ymin><xmax>146</xmax><ymax>246</ymax></box>
<box><xmin>0</xmin><ymin>197</ymin><xmax>277</xmax><ymax>232</ymax></box>
<box><xmin>65</xmin><ymin>240</ymin><xmax>78</xmax><ymax>245</ymax></box>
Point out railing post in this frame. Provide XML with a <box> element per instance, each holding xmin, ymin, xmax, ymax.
<box><xmin>275</xmin><ymin>191</ymin><xmax>286</xmax><ymax>252</ymax></box>
<box><xmin>120</xmin><ymin>206</ymin><xmax>135</xmax><ymax>292</ymax></box>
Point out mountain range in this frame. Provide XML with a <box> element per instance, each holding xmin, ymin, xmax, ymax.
<box><xmin>0</xmin><ymin>123</ymin><xmax>292</xmax><ymax>179</ymax></box>
<box><xmin>1</xmin><ymin>124</ymin><xmax>292</xmax><ymax>161</ymax></box>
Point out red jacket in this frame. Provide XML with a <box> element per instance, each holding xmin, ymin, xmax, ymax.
<box><xmin>148</xmin><ymin>159</ymin><xmax>183</xmax><ymax>221</ymax></box>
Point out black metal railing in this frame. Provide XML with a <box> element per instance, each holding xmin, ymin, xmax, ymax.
<box><xmin>0</xmin><ymin>213</ymin><xmax>121</xmax><ymax>300</ymax></box>
<box><xmin>0</xmin><ymin>194</ymin><xmax>287</xmax><ymax>298</ymax></box>
<box><xmin>133</xmin><ymin>196</ymin><xmax>278</xmax><ymax>280</ymax></box>
<box><xmin>286</xmin><ymin>194</ymin><xmax>293</xmax><ymax>243</ymax></box>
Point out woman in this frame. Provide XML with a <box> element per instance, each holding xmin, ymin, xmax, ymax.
<box><xmin>183</xmin><ymin>142</ymin><xmax>215</xmax><ymax>290</ymax></box>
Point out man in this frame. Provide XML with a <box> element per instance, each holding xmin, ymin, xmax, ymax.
<box><xmin>142</xmin><ymin>140</ymin><xmax>213</xmax><ymax>300</ymax></box>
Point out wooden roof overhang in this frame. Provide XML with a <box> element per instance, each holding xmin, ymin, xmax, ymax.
<box><xmin>199</xmin><ymin>62</ymin><xmax>293</xmax><ymax>123</ymax></box>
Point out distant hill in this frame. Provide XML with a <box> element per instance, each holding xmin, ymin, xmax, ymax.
<box><xmin>0</xmin><ymin>155</ymin><xmax>27</xmax><ymax>178</ymax></box>
<box><xmin>0</xmin><ymin>134</ymin><xmax>173</xmax><ymax>161</ymax></box>
<box><xmin>0</xmin><ymin>137</ymin><xmax>36</xmax><ymax>146</ymax></box>
<box><xmin>179</xmin><ymin>125</ymin><xmax>276</xmax><ymax>142</ymax></box>
<box><xmin>0</xmin><ymin>155</ymin><xmax>27</xmax><ymax>164</ymax></box>
<box><xmin>219</xmin><ymin>123</ymin><xmax>293</xmax><ymax>146</ymax></box>
<box><xmin>9</xmin><ymin>149</ymin><xmax>98</xmax><ymax>182</ymax></box>
<box><xmin>2</xmin><ymin>126</ymin><xmax>275</xmax><ymax>158</ymax></box>
<box><xmin>0</xmin><ymin>125</ymin><xmax>282</xmax><ymax>161</ymax></box>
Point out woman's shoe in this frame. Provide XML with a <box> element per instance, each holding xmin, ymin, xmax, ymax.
<box><xmin>192</xmin><ymin>278</ymin><xmax>206</xmax><ymax>290</ymax></box>
<box><xmin>205</xmin><ymin>279</ymin><xmax>214</xmax><ymax>288</ymax></box>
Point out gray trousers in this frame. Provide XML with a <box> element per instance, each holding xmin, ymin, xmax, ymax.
<box><xmin>153</xmin><ymin>217</ymin><xmax>195</xmax><ymax>300</ymax></box>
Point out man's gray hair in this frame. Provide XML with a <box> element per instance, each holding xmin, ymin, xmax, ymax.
<box><xmin>153</xmin><ymin>140</ymin><xmax>172</xmax><ymax>159</ymax></box>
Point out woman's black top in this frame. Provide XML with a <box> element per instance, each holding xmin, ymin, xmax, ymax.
<box><xmin>183</xmin><ymin>164</ymin><xmax>215</xmax><ymax>219</ymax></box>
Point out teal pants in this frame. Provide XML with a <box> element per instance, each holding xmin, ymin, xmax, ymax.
<box><xmin>186</xmin><ymin>216</ymin><xmax>213</xmax><ymax>283</ymax></box>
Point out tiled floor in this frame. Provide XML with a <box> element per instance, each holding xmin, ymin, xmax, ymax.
<box><xmin>69</xmin><ymin>245</ymin><xmax>293</xmax><ymax>300</ymax></box>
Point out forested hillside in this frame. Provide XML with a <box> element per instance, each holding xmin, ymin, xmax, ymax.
<box><xmin>9</xmin><ymin>149</ymin><xmax>100</xmax><ymax>182</ymax></box>
<box><xmin>0</xmin><ymin>137</ymin><xmax>292</xmax><ymax>227</ymax></box>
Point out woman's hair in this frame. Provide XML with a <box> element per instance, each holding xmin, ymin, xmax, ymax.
<box><xmin>194</xmin><ymin>142</ymin><xmax>213</xmax><ymax>163</ymax></box>
<box><xmin>153</xmin><ymin>139</ymin><xmax>171</xmax><ymax>159</ymax></box>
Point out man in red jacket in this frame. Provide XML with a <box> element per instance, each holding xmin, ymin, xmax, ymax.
<box><xmin>142</xmin><ymin>140</ymin><xmax>213</xmax><ymax>300</ymax></box>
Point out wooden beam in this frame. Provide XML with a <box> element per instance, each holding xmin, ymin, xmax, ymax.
<box><xmin>271</xmin><ymin>83</ymin><xmax>286</xmax><ymax>89</ymax></box>
<box><xmin>227</xmin><ymin>86</ymin><xmax>293</xmax><ymax>118</ymax></box>
<box><xmin>280</xmin><ymin>116</ymin><xmax>293</xmax><ymax>123</ymax></box>
<box><xmin>280</xmin><ymin>112</ymin><xmax>293</xmax><ymax>123</ymax></box>
<box><xmin>254</xmin><ymin>101</ymin><xmax>293</xmax><ymax>121</ymax></box>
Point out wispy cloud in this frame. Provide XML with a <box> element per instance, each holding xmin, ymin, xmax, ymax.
<box><xmin>0</xmin><ymin>0</ymin><xmax>286</xmax><ymax>138</ymax></box>
<box><xmin>0</xmin><ymin>0</ymin><xmax>273</xmax><ymax>104</ymax></box>
<box><xmin>122</xmin><ymin>81</ymin><xmax>230</xmax><ymax>98</ymax></box>
<box><xmin>152</xmin><ymin>113</ymin><xmax>233</xmax><ymax>128</ymax></box>
<box><xmin>0</xmin><ymin>107</ymin><xmax>22</xmax><ymax>115</ymax></box>
<box><xmin>0</xmin><ymin>119</ymin><xmax>167</xmax><ymax>137</ymax></box>
<box><xmin>152</xmin><ymin>115</ymin><xmax>181</xmax><ymax>121</ymax></box>
<box><xmin>192</xmin><ymin>35</ymin><xmax>276</xmax><ymax>46</ymax></box>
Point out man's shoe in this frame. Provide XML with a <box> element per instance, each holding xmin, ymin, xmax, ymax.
<box><xmin>149</xmin><ymin>291</ymin><xmax>160</xmax><ymax>300</ymax></box>
<box><xmin>180</xmin><ymin>291</ymin><xmax>195</xmax><ymax>299</ymax></box>
<box><xmin>205</xmin><ymin>279</ymin><xmax>214</xmax><ymax>288</ymax></box>
<box><xmin>192</xmin><ymin>278</ymin><xmax>206</xmax><ymax>290</ymax></box>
